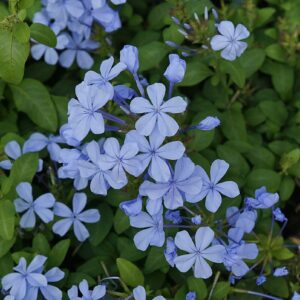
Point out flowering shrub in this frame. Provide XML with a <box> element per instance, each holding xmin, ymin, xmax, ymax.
<box><xmin>0</xmin><ymin>0</ymin><xmax>299</xmax><ymax>300</ymax></box>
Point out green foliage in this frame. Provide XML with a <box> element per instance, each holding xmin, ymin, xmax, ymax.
<box><xmin>117</xmin><ymin>258</ymin><xmax>144</xmax><ymax>287</ymax></box>
<box><xmin>30</xmin><ymin>23</ymin><xmax>57</xmax><ymax>47</ymax></box>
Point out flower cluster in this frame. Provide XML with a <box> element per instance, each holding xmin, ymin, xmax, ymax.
<box><xmin>31</xmin><ymin>0</ymin><xmax>126</xmax><ymax>68</ymax></box>
<box><xmin>1</xmin><ymin>42</ymin><xmax>297</xmax><ymax>299</ymax></box>
<box><xmin>167</xmin><ymin>7</ymin><xmax>250</xmax><ymax>61</ymax></box>
<box><xmin>14</xmin><ymin>182</ymin><xmax>100</xmax><ymax>242</ymax></box>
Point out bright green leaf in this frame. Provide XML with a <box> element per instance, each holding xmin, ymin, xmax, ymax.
<box><xmin>0</xmin><ymin>200</ymin><xmax>15</xmax><ymax>240</ymax></box>
<box><xmin>117</xmin><ymin>258</ymin><xmax>144</xmax><ymax>287</ymax></box>
<box><xmin>30</xmin><ymin>23</ymin><xmax>57</xmax><ymax>47</ymax></box>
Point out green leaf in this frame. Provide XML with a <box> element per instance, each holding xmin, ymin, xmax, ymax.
<box><xmin>0</xmin><ymin>200</ymin><xmax>15</xmax><ymax>240</ymax></box>
<box><xmin>239</xmin><ymin>49</ymin><xmax>266</xmax><ymax>78</ymax></box>
<box><xmin>147</xmin><ymin>2</ymin><xmax>172</xmax><ymax>30</ymax></box>
<box><xmin>280</xmin><ymin>149</ymin><xmax>300</xmax><ymax>172</ymax></box>
<box><xmin>264</xmin><ymin>277</ymin><xmax>289</xmax><ymax>298</ymax></box>
<box><xmin>187</xmin><ymin>276</ymin><xmax>208</xmax><ymax>299</ymax></box>
<box><xmin>47</xmin><ymin>239</ymin><xmax>70</xmax><ymax>268</ymax></box>
<box><xmin>259</xmin><ymin>100</ymin><xmax>288</xmax><ymax>126</ymax></box>
<box><xmin>279</xmin><ymin>176</ymin><xmax>295</xmax><ymax>201</ymax></box>
<box><xmin>0</xmin><ymin>237</ymin><xmax>15</xmax><ymax>258</ymax></box>
<box><xmin>0</xmin><ymin>254</ymin><xmax>13</xmax><ymax>277</ymax></box>
<box><xmin>271</xmin><ymin>63</ymin><xmax>294</xmax><ymax>99</ymax></box>
<box><xmin>245</xmin><ymin>146</ymin><xmax>275</xmax><ymax>169</ymax></box>
<box><xmin>5</xmin><ymin>152</ymin><xmax>38</xmax><ymax>197</ymax></box>
<box><xmin>221</xmin><ymin>104</ymin><xmax>247</xmax><ymax>141</ymax></box>
<box><xmin>265</xmin><ymin>44</ymin><xmax>287</xmax><ymax>63</ymax></box>
<box><xmin>117</xmin><ymin>237</ymin><xmax>146</xmax><ymax>262</ymax></box>
<box><xmin>273</xmin><ymin>247</ymin><xmax>294</xmax><ymax>260</ymax></box>
<box><xmin>32</xmin><ymin>233</ymin><xmax>50</xmax><ymax>255</ymax></box>
<box><xmin>245</xmin><ymin>169</ymin><xmax>281</xmax><ymax>193</ymax></box>
<box><xmin>89</xmin><ymin>203</ymin><xmax>113</xmax><ymax>246</ymax></box>
<box><xmin>255</xmin><ymin>8</ymin><xmax>276</xmax><ymax>27</ymax></box>
<box><xmin>212</xmin><ymin>282</ymin><xmax>231</xmax><ymax>300</ymax></box>
<box><xmin>179</xmin><ymin>59</ymin><xmax>213</xmax><ymax>86</ymax></box>
<box><xmin>220</xmin><ymin>60</ymin><xmax>245</xmax><ymax>88</ymax></box>
<box><xmin>163</xmin><ymin>24</ymin><xmax>185</xmax><ymax>44</ymax></box>
<box><xmin>13</xmin><ymin>22</ymin><xmax>30</xmax><ymax>43</ymax></box>
<box><xmin>144</xmin><ymin>247</ymin><xmax>169</xmax><ymax>274</ymax></box>
<box><xmin>0</xmin><ymin>27</ymin><xmax>29</xmax><ymax>84</ymax></box>
<box><xmin>117</xmin><ymin>258</ymin><xmax>144</xmax><ymax>287</ymax></box>
<box><xmin>10</xmin><ymin>79</ymin><xmax>58</xmax><ymax>132</ymax></box>
<box><xmin>30</xmin><ymin>23</ymin><xmax>57</xmax><ymax>47</ymax></box>
<box><xmin>139</xmin><ymin>42</ymin><xmax>169</xmax><ymax>71</ymax></box>
<box><xmin>113</xmin><ymin>208</ymin><xmax>130</xmax><ymax>234</ymax></box>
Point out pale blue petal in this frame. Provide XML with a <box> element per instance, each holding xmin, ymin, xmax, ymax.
<box><xmin>52</xmin><ymin>219</ymin><xmax>73</xmax><ymax>237</ymax></box>
<box><xmin>4</xmin><ymin>141</ymin><xmax>21</xmax><ymax>159</ymax></box>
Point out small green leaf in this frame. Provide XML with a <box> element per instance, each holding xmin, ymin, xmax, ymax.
<box><xmin>114</xmin><ymin>208</ymin><xmax>130</xmax><ymax>234</ymax></box>
<box><xmin>245</xmin><ymin>169</ymin><xmax>281</xmax><ymax>193</ymax></box>
<box><xmin>30</xmin><ymin>23</ymin><xmax>57</xmax><ymax>47</ymax></box>
<box><xmin>265</xmin><ymin>44</ymin><xmax>287</xmax><ymax>63</ymax></box>
<box><xmin>220</xmin><ymin>60</ymin><xmax>245</xmax><ymax>88</ymax></box>
<box><xmin>47</xmin><ymin>239</ymin><xmax>70</xmax><ymax>268</ymax></box>
<box><xmin>117</xmin><ymin>258</ymin><xmax>144</xmax><ymax>287</ymax></box>
<box><xmin>239</xmin><ymin>49</ymin><xmax>266</xmax><ymax>78</ymax></box>
<box><xmin>179</xmin><ymin>59</ymin><xmax>213</xmax><ymax>87</ymax></box>
<box><xmin>280</xmin><ymin>149</ymin><xmax>300</xmax><ymax>172</ymax></box>
<box><xmin>139</xmin><ymin>41</ymin><xmax>169</xmax><ymax>71</ymax></box>
<box><xmin>89</xmin><ymin>203</ymin><xmax>113</xmax><ymax>246</ymax></box>
<box><xmin>0</xmin><ymin>254</ymin><xmax>13</xmax><ymax>277</ymax></box>
<box><xmin>0</xmin><ymin>237</ymin><xmax>15</xmax><ymax>258</ymax></box>
<box><xmin>187</xmin><ymin>276</ymin><xmax>208</xmax><ymax>299</ymax></box>
<box><xmin>10</xmin><ymin>79</ymin><xmax>58</xmax><ymax>132</ymax></box>
<box><xmin>144</xmin><ymin>247</ymin><xmax>169</xmax><ymax>274</ymax></box>
<box><xmin>0</xmin><ymin>200</ymin><xmax>15</xmax><ymax>240</ymax></box>
<box><xmin>0</xmin><ymin>27</ymin><xmax>29</xmax><ymax>84</ymax></box>
<box><xmin>32</xmin><ymin>233</ymin><xmax>50</xmax><ymax>255</ymax></box>
<box><xmin>211</xmin><ymin>282</ymin><xmax>231</xmax><ymax>300</ymax></box>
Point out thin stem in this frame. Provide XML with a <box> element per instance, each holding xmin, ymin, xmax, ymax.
<box><xmin>168</xmin><ymin>82</ymin><xmax>174</xmax><ymax>99</ymax></box>
<box><xmin>164</xmin><ymin>224</ymin><xmax>194</xmax><ymax>229</ymax></box>
<box><xmin>232</xmin><ymin>288</ymin><xmax>283</xmax><ymax>300</ymax></box>
<box><xmin>133</xmin><ymin>73</ymin><xmax>145</xmax><ymax>97</ymax></box>
<box><xmin>208</xmin><ymin>271</ymin><xmax>220</xmax><ymax>300</ymax></box>
<box><xmin>279</xmin><ymin>219</ymin><xmax>288</xmax><ymax>235</ymax></box>
<box><xmin>183</xmin><ymin>205</ymin><xmax>197</xmax><ymax>216</ymax></box>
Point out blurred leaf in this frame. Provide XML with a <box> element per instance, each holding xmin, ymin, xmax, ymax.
<box><xmin>117</xmin><ymin>258</ymin><xmax>144</xmax><ymax>287</ymax></box>
<box><xmin>187</xmin><ymin>276</ymin><xmax>207</xmax><ymax>299</ymax></box>
<box><xmin>114</xmin><ymin>208</ymin><xmax>130</xmax><ymax>234</ymax></box>
<box><xmin>211</xmin><ymin>282</ymin><xmax>231</xmax><ymax>300</ymax></box>
<box><xmin>0</xmin><ymin>200</ymin><xmax>15</xmax><ymax>240</ymax></box>
<box><xmin>220</xmin><ymin>60</ymin><xmax>245</xmax><ymax>88</ymax></box>
<box><xmin>30</xmin><ymin>23</ymin><xmax>57</xmax><ymax>47</ymax></box>
<box><xmin>264</xmin><ymin>277</ymin><xmax>289</xmax><ymax>298</ymax></box>
<box><xmin>10</xmin><ymin>79</ymin><xmax>58</xmax><ymax>132</ymax></box>
<box><xmin>147</xmin><ymin>2</ymin><xmax>172</xmax><ymax>30</ymax></box>
<box><xmin>47</xmin><ymin>239</ymin><xmax>70</xmax><ymax>268</ymax></box>
<box><xmin>144</xmin><ymin>247</ymin><xmax>169</xmax><ymax>274</ymax></box>
<box><xmin>0</xmin><ymin>27</ymin><xmax>29</xmax><ymax>84</ymax></box>
<box><xmin>32</xmin><ymin>233</ymin><xmax>50</xmax><ymax>255</ymax></box>
<box><xmin>239</xmin><ymin>49</ymin><xmax>266</xmax><ymax>77</ymax></box>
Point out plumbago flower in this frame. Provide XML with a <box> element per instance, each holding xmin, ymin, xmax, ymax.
<box><xmin>31</xmin><ymin>0</ymin><xmax>127</xmax><ymax>68</ymax></box>
<box><xmin>52</xmin><ymin>192</ymin><xmax>100</xmax><ymax>241</ymax></box>
<box><xmin>210</xmin><ymin>21</ymin><xmax>250</xmax><ymax>61</ymax></box>
<box><xmin>3</xmin><ymin>43</ymin><xmax>296</xmax><ymax>299</ymax></box>
<box><xmin>14</xmin><ymin>182</ymin><xmax>56</xmax><ymax>228</ymax></box>
<box><xmin>1</xmin><ymin>255</ymin><xmax>64</xmax><ymax>300</ymax></box>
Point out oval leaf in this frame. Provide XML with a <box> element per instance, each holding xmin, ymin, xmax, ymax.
<box><xmin>30</xmin><ymin>23</ymin><xmax>57</xmax><ymax>48</ymax></box>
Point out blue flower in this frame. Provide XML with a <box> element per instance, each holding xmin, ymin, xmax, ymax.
<box><xmin>273</xmin><ymin>267</ymin><xmax>289</xmax><ymax>277</ymax></box>
<box><xmin>67</xmin><ymin>279</ymin><xmax>106</xmax><ymax>300</ymax></box>
<box><xmin>273</xmin><ymin>207</ymin><xmax>287</xmax><ymax>222</ymax></box>
<box><xmin>292</xmin><ymin>292</ymin><xmax>300</xmax><ymax>300</ymax></box>
<box><xmin>129</xmin><ymin>208</ymin><xmax>165</xmax><ymax>251</ymax></box>
<box><xmin>120</xmin><ymin>197</ymin><xmax>142</xmax><ymax>217</ymax></box>
<box><xmin>23</xmin><ymin>132</ymin><xmax>63</xmax><ymax>162</ymax></box>
<box><xmin>132</xmin><ymin>286</ymin><xmax>166</xmax><ymax>300</ymax></box>
<box><xmin>46</xmin><ymin>0</ymin><xmax>84</xmax><ymax>30</ymax></box>
<box><xmin>195</xmin><ymin>116</ymin><xmax>220</xmax><ymax>131</ymax></box>
<box><xmin>165</xmin><ymin>210</ymin><xmax>182</xmax><ymax>224</ymax></box>
<box><xmin>189</xmin><ymin>159</ymin><xmax>240</xmax><ymax>213</ymax></box>
<box><xmin>125</xmin><ymin>130</ymin><xmax>185</xmax><ymax>181</ymax></box>
<box><xmin>256</xmin><ymin>275</ymin><xmax>266</xmax><ymax>286</ymax></box>
<box><xmin>210</xmin><ymin>21</ymin><xmax>250</xmax><ymax>61</ymax></box>
<box><xmin>0</xmin><ymin>140</ymin><xmax>43</xmax><ymax>171</ymax></box>
<box><xmin>130</xmin><ymin>83</ymin><xmax>187</xmax><ymax>137</ymax></box>
<box><xmin>226</xmin><ymin>206</ymin><xmax>257</xmax><ymax>233</ymax></box>
<box><xmin>68</xmin><ymin>82</ymin><xmax>110</xmax><ymax>141</ymax></box>
<box><xmin>245</xmin><ymin>187</ymin><xmax>279</xmax><ymax>209</ymax></box>
<box><xmin>1</xmin><ymin>256</ymin><xmax>48</xmax><ymax>300</ymax></box>
<box><xmin>84</xmin><ymin>56</ymin><xmax>126</xmax><ymax>100</ymax></box>
<box><xmin>223</xmin><ymin>228</ymin><xmax>258</xmax><ymax>277</ymax></box>
<box><xmin>191</xmin><ymin>215</ymin><xmax>202</xmax><ymax>225</ymax></box>
<box><xmin>98</xmin><ymin>137</ymin><xmax>142</xmax><ymax>187</ymax></box>
<box><xmin>120</xmin><ymin>45</ymin><xmax>139</xmax><ymax>74</ymax></box>
<box><xmin>58</xmin><ymin>148</ymin><xmax>89</xmax><ymax>190</ymax></box>
<box><xmin>163</xmin><ymin>54</ymin><xmax>186</xmax><ymax>84</ymax></box>
<box><xmin>39</xmin><ymin>267</ymin><xmax>65</xmax><ymax>300</ymax></box>
<box><xmin>92</xmin><ymin>3</ymin><xmax>121</xmax><ymax>32</ymax></box>
<box><xmin>186</xmin><ymin>291</ymin><xmax>196</xmax><ymax>300</ymax></box>
<box><xmin>140</xmin><ymin>157</ymin><xmax>203</xmax><ymax>209</ymax></box>
<box><xmin>174</xmin><ymin>227</ymin><xmax>226</xmax><ymax>278</ymax></box>
<box><xmin>78</xmin><ymin>141</ymin><xmax>123</xmax><ymax>195</ymax></box>
<box><xmin>164</xmin><ymin>237</ymin><xmax>177</xmax><ymax>267</ymax></box>
<box><xmin>14</xmin><ymin>182</ymin><xmax>56</xmax><ymax>228</ymax></box>
<box><xmin>59</xmin><ymin>33</ymin><xmax>99</xmax><ymax>69</ymax></box>
<box><xmin>52</xmin><ymin>192</ymin><xmax>100</xmax><ymax>242</ymax></box>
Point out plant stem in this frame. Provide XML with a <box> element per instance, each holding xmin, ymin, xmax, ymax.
<box><xmin>232</xmin><ymin>288</ymin><xmax>283</xmax><ymax>300</ymax></box>
<box><xmin>208</xmin><ymin>271</ymin><xmax>220</xmax><ymax>300</ymax></box>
